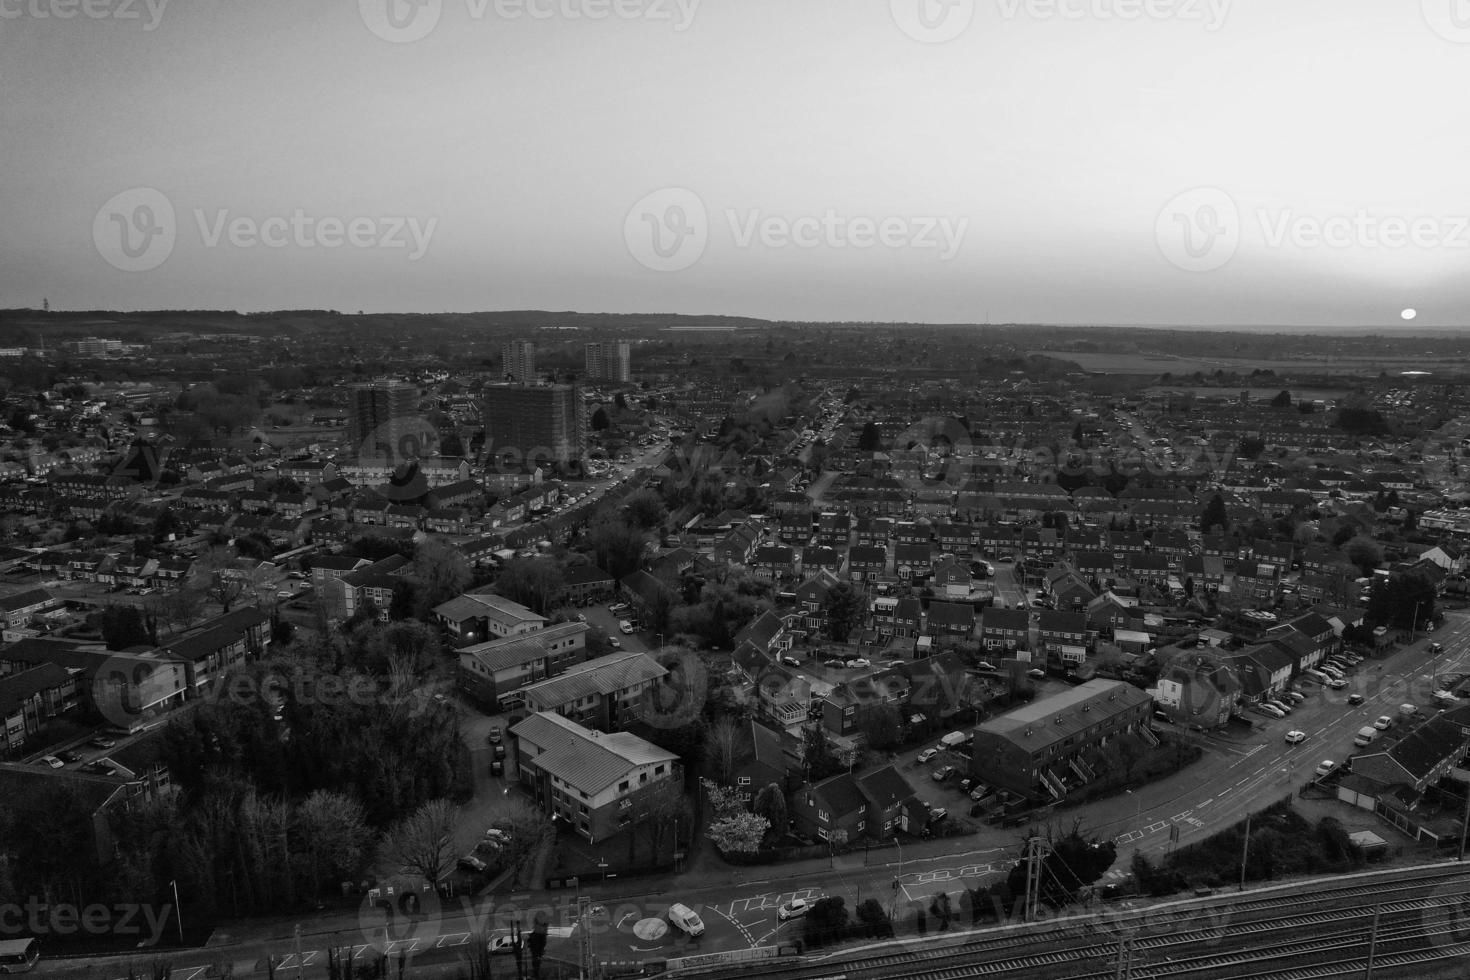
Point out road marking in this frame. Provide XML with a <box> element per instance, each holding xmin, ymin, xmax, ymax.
<box><xmin>1198</xmin><ymin>798</ymin><xmax>1213</xmax><ymax>808</ymax></box>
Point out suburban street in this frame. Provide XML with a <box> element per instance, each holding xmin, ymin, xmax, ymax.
<box><xmin>39</xmin><ymin>614</ymin><xmax>1470</xmax><ymax>980</ymax></box>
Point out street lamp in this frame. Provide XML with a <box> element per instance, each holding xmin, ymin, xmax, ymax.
<box><xmin>1125</xmin><ymin>789</ymin><xmax>1143</xmax><ymax>827</ymax></box>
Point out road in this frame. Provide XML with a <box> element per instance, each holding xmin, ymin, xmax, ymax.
<box><xmin>990</xmin><ymin>558</ymin><xmax>1027</xmax><ymax>609</ymax></box>
<box><xmin>37</xmin><ymin>616</ymin><xmax>1470</xmax><ymax>979</ymax></box>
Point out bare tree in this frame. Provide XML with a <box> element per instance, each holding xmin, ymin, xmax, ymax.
<box><xmin>378</xmin><ymin>799</ymin><xmax>459</xmax><ymax>884</ymax></box>
<box><xmin>706</xmin><ymin>716</ymin><xmax>752</xmax><ymax>785</ymax></box>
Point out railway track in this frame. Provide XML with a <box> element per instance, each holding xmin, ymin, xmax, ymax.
<box><xmin>684</xmin><ymin>862</ymin><xmax>1470</xmax><ymax>980</ymax></box>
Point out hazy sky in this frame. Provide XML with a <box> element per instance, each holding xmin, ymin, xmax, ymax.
<box><xmin>3</xmin><ymin>0</ymin><xmax>1469</xmax><ymax>327</ymax></box>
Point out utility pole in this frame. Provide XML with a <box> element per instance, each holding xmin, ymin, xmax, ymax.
<box><xmin>1113</xmin><ymin>932</ymin><xmax>1135</xmax><ymax>980</ymax></box>
<box><xmin>1365</xmin><ymin>904</ymin><xmax>1381</xmax><ymax>980</ymax></box>
<box><xmin>1238</xmin><ymin>812</ymin><xmax>1251</xmax><ymax>892</ymax></box>
<box><xmin>578</xmin><ymin>894</ymin><xmax>593</xmax><ymax>980</ymax></box>
<box><xmin>1459</xmin><ymin>784</ymin><xmax>1470</xmax><ymax>861</ymax></box>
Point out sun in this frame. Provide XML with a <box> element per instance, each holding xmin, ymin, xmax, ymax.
<box><xmin>1401</xmin><ymin>308</ymin><xmax>1417</xmax><ymax>320</ymax></box>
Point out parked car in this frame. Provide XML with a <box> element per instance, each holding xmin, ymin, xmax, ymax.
<box><xmin>932</xmin><ymin>765</ymin><xmax>956</xmax><ymax>782</ymax></box>
<box><xmin>928</xmin><ymin>806</ymin><xmax>949</xmax><ymax>822</ymax></box>
<box><xmin>1314</xmin><ymin>759</ymin><xmax>1339</xmax><ymax>778</ymax></box>
<box><xmin>58</xmin><ymin>749</ymin><xmax>83</xmax><ymax>764</ymax></box>
<box><xmin>1326</xmin><ymin>678</ymin><xmax>1348</xmax><ymax>689</ymax></box>
<box><xmin>83</xmin><ymin>760</ymin><xmax>117</xmax><ymax>776</ymax></box>
<box><xmin>917</xmin><ymin>747</ymin><xmax>939</xmax><ymax>763</ymax></box>
<box><xmin>487</xmin><ymin>935</ymin><xmax>518</xmax><ymax>955</ymax></box>
<box><xmin>1256</xmin><ymin>703</ymin><xmax>1285</xmax><ymax>719</ymax></box>
<box><xmin>607</xmin><ymin>638</ymin><xmax>621</xmax><ymax>649</ymax></box>
<box><xmin>37</xmin><ymin>755</ymin><xmax>64</xmax><ymax>769</ymax></box>
<box><xmin>668</xmin><ymin>903</ymin><xmax>705</xmax><ymax>937</ymax></box>
<box><xmin>1347</xmin><ymin>693</ymin><xmax>1365</xmax><ymax>705</ymax></box>
<box><xmin>1027</xmin><ymin>668</ymin><xmax>1047</xmax><ymax>679</ymax></box>
<box><xmin>958</xmin><ymin>777</ymin><xmax>974</xmax><ymax>792</ymax></box>
<box><xmin>88</xmin><ymin>736</ymin><xmax>116</xmax><ymax>749</ymax></box>
<box><xmin>1284</xmin><ymin>730</ymin><xmax>1307</xmax><ymax>744</ymax></box>
<box><xmin>824</xmin><ymin>659</ymin><xmax>846</xmax><ymax>668</ymax></box>
<box><xmin>848</xmin><ymin>658</ymin><xmax>871</xmax><ymax>669</ymax></box>
<box><xmin>777</xmin><ymin>898</ymin><xmax>812</xmax><ymax>921</ymax></box>
<box><xmin>488</xmin><ymin>726</ymin><xmax>503</xmax><ymax>744</ymax></box>
<box><xmin>1373</xmin><ymin>715</ymin><xmax>1395</xmax><ymax>730</ymax></box>
<box><xmin>781</xmin><ymin>656</ymin><xmax>802</xmax><ymax>668</ymax></box>
<box><xmin>1281</xmin><ymin>691</ymin><xmax>1306</xmax><ymax>705</ymax></box>
<box><xmin>976</xmin><ymin>662</ymin><xmax>998</xmax><ymax>672</ymax></box>
<box><xmin>619</xmin><ymin>620</ymin><xmax>635</xmax><ymax>634</ymax></box>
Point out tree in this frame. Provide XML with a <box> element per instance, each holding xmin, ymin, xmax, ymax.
<box><xmin>1004</xmin><ymin>827</ymin><xmax>1117</xmax><ymax>908</ymax></box>
<box><xmin>804</xmin><ymin>896</ymin><xmax>850</xmax><ymax>946</ymax></box>
<box><xmin>584</xmin><ymin>517</ymin><xmax>648</xmax><ymax>581</ymax></box>
<box><xmin>803</xmin><ymin>724</ymin><xmax>841</xmax><ymax>781</ymax></box>
<box><xmin>1344</xmin><ymin>535</ymin><xmax>1383</xmax><ymax>577</ymax></box>
<box><xmin>822</xmin><ymin>582</ymin><xmax>862</xmax><ymax>643</ymax></box>
<box><xmin>753</xmin><ymin>783</ymin><xmax>787</xmax><ymax>840</ymax></box>
<box><xmin>856</xmin><ymin>421</ymin><xmax>882</xmax><ymax>451</ymax></box>
<box><xmin>700</xmin><ymin>779</ymin><xmax>747</xmax><ymax>818</ymax></box>
<box><xmin>195</xmin><ymin>546</ymin><xmax>245</xmax><ymax>613</ymax></box>
<box><xmin>293</xmin><ymin>790</ymin><xmax>371</xmax><ymax>896</ymax></box>
<box><xmin>622</xmin><ymin>490</ymin><xmax>668</xmax><ymax>530</ymax></box>
<box><xmin>1269</xmin><ymin>390</ymin><xmax>1292</xmax><ymax>408</ymax></box>
<box><xmin>591</xmin><ymin>407</ymin><xmax>611</xmax><ymax>431</ymax></box>
<box><xmin>1366</xmin><ymin>568</ymin><xmax>1437</xmax><ymax>632</ymax></box>
<box><xmin>410</xmin><ymin>539</ymin><xmax>472</xmax><ymax>611</ymax></box>
<box><xmin>378</xmin><ymin>799</ymin><xmax>459</xmax><ymax>884</ymax></box>
<box><xmin>706</xmin><ymin>716</ymin><xmax>752</xmax><ymax>785</ymax></box>
<box><xmin>854</xmin><ymin>702</ymin><xmax>901</xmax><ymax>750</ymax></box>
<box><xmin>493</xmin><ymin>557</ymin><xmax>566</xmax><ymax>616</ymax></box>
<box><xmin>98</xmin><ymin>604</ymin><xmax>151</xmax><ymax>650</ymax></box>
<box><xmin>1200</xmin><ymin>494</ymin><xmax>1228</xmax><ymax>535</ymax></box>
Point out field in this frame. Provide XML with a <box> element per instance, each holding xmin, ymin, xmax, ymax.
<box><xmin>1035</xmin><ymin>349</ymin><xmax>1465</xmax><ymax>376</ymax></box>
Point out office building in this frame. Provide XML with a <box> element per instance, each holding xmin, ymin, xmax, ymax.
<box><xmin>481</xmin><ymin>383</ymin><xmax>586</xmax><ymax>467</ymax></box>
<box><xmin>585</xmin><ymin>341</ymin><xmax>631</xmax><ymax>383</ymax></box>
<box><xmin>348</xmin><ymin>379</ymin><xmax>417</xmax><ymax>461</ymax></box>
<box><xmin>501</xmin><ymin>340</ymin><xmax>537</xmax><ymax>383</ymax></box>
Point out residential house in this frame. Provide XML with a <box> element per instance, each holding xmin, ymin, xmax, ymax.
<box><xmin>510</xmin><ymin>711</ymin><xmax>680</xmax><ymax>843</ymax></box>
<box><xmin>968</xmin><ymin>680</ymin><xmax>1153</xmax><ymax>802</ymax></box>
<box><xmin>981</xmin><ymin>607</ymin><xmax>1030</xmax><ymax>653</ymax></box>
<box><xmin>458</xmin><ymin>622</ymin><xmax>590</xmax><ymax>710</ymax></box>
<box><xmin>434</xmin><ymin>591</ymin><xmax>549</xmax><ymax>643</ymax></box>
<box><xmin>1036</xmin><ymin>611</ymin><xmax>1091</xmax><ymax>665</ymax></box>
<box><xmin>517</xmin><ymin>650</ymin><xmax>667</xmax><ymax>731</ymax></box>
<box><xmin>561</xmin><ymin>565</ymin><xmax>616</xmax><ymax>606</ymax></box>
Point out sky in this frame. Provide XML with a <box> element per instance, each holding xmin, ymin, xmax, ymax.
<box><xmin>2</xmin><ymin>0</ymin><xmax>1470</xmax><ymax>328</ymax></box>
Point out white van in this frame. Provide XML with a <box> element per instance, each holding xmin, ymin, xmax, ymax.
<box><xmin>668</xmin><ymin>903</ymin><xmax>705</xmax><ymax>937</ymax></box>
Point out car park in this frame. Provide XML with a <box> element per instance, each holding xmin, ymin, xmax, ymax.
<box><xmin>1285</xmin><ymin>730</ymin><xmax>1306</xmax><ymax>744</ymax></box>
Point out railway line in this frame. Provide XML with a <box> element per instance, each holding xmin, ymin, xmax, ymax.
<box><xmin>682</xmin><ymin>862</ymin><xmax>1470</xmax><ymax>980</ymax></box>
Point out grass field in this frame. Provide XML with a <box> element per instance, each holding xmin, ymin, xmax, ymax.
<box><xmin>1036</xmin><ymin>349</ymin><xmax>1464</xmax><ymax>376</ymax></box>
